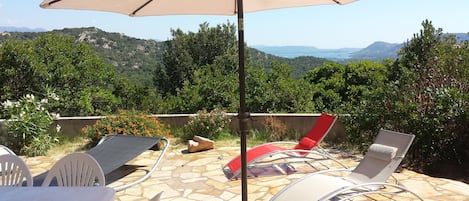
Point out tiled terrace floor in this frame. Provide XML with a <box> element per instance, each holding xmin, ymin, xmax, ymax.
<box><xmin>23</xmin><ymin>145</ymin><xmax>469</xmax><ymax>200</ymax></box>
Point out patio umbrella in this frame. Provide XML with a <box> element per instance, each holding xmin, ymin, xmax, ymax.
<box><xmin>39</xmin><ymin>0</ymin><xmax>357</xmax><ymax>200</ymax></box>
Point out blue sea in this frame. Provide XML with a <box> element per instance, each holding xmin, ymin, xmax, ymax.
<box><xmin>252</xmin><ymin>46</ymin><xmax>361</xmax><ymax>59</ymax></box>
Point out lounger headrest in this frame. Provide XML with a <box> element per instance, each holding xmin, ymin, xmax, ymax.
<box><xmin>366</xmin><ymin>144</ymin><xmax>397</xmax><ymax>161</ymax></box>
<box><xmin>293</xmin><ymin>137</ymin><xmax>317</xmax><ymax>151</ymax></box>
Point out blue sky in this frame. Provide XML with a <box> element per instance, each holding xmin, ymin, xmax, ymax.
<box><xmin>1</xmin><ymin>0</ymin><xmax>468</xmax><ymax>49</ymax></box>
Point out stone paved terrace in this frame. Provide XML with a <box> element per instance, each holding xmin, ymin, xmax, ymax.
<box><xmin>23</xmin><ymin>145</ymin><xmax>469</xmax><ymax>201</ymax></box>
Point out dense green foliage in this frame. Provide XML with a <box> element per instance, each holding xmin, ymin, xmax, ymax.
<box><xmin>0</xmin><ymin>33</ymin><xmax>120</xmax><ymax>116</ymax></box>
<box><xmin>154</xmin><ymin>22</ymin><xmax>238</xmax><ymax>95</ymax></box>
<box><xmin>344</xmin><ymin>20</ymin><xmax>469</xmax><ymax>170</ymax></box>
<box><xmin>305</xmin><ymin>60</ymin><xmax>388</xmax><ymax>112</ymax></box>
<box><xmin>0</xmin><ymin>33</ymin><xmax>164</xmax><ymax>117</ymax></box>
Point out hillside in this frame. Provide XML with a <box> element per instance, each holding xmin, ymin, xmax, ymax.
<box><xmin>54</xmin><ymin>27</ymin><xmax>165</xmax><ymax>87</ymax></box>
<box><xmin>0</xmin><ymin>27</ymin><xmax>164</xmax><ymax>87</ymax></box>
<box><xmin>0</xmin><ymin>27</ymin><xmax>328</xmax><ymax>84</ymax></box>
<box><xmin>349</xmin><ymin>41</ymin><xmax>403</xmax><ymax>60</ymax></box>
<box><xmin>249</xmin><ymin>48</ymin><xmax>328</xmax><ymax>78</ymax></box>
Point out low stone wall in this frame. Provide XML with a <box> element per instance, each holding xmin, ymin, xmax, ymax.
<box><xmin>0</xmin><ymin>113</ymin><xmax>346</xmax><ymax>143</ymax></box>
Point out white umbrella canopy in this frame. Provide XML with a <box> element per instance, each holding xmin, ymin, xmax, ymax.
<box><xmin>39</xmin><ymin>0</ymin><xmax>357</xmax><ymax>200</ymax></box>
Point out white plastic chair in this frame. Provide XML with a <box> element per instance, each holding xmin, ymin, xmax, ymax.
<box><xmin>0</xmin><ymin>145</ymin><xmax>16</xmax><ymax>155</ymax></box>
<box><xmin>42</xmin><ymin>152</ymin><xmax>105</xmax><ymax>187</ymax></box>
<box><xmin>0</xmin><ymin>154</ymin><xmax>33</xmax><ymax>186</ymax></box>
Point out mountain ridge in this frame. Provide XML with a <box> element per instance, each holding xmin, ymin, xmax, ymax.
<box><xmin>0</xmin><ymin>26</ymin><xmax>47</xmax><ymax>32</ymax></box>
<box><xmin>2</xmin><ymin>26</ymin><xmax>467</xmax><ymax>61</ymax></box>
<box><xmin>253</xmin><ymin>33</ymin><xmax>469</xmax><ymax>60</ymax></box>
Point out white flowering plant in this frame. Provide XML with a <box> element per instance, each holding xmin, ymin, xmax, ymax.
<box><xmin>2</xmin><ymin>92</ymin><xmax>61</xmax><ymax>156</ymax></box>
<box><xmin>182</xmin><ymin>108</ymin><xmax>231</xmax><ymax>140</ymax></box>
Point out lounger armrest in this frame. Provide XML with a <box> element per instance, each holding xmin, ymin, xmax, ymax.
<box><xmin>280</xmin><ymin>149</ymin><xmax>349</xmax><ymax>169</ymax></box>
<box><xmin>266</xmin><ymin>141</ymin><xmax>298</xmax><ymax>145</ymax></box>
<box><xmin>319</xmin><ymin>182</ymin><xmax>424</xmax><ymax>201</ymax></box>
<box><xmin>313</xmin><ymin>168</ymin><xmax>351</xmax><ymax>176</ymax></box>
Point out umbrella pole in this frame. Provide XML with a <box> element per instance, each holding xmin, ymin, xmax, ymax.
<box><xmin>236</xmin><ymin>0</ymin><xmax>248</xmax><ymax>200</ymax></box>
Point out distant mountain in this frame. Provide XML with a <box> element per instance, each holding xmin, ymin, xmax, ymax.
<box><xmin>349</xmin><ymin>41</ymin><xmax>404</xmax><ymax>61</ymax></box>
<box><xmin>252</xmin><ymin>45</ymin><xmax>360</xmax><ymax>59</ymax></box>
<box><xmin>252</xmin><ymin>43</ymin><xmax>402</xmax><ymax>61</ymax></box>
<box><xmin>253</xmin><ymin>33</ymin><xmax>469</xmax><ymax>61</ymax></box>
<box><xmin>450</xmin><ymin>33</ymin><xmax>469</xmax><ymax>42</ymax></box>
<box><xmin>0</xmin><ymin>26</ymin><xmax>47</xmax><ymax>32</ymax></box>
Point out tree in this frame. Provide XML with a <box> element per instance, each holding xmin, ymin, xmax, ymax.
<box><xmin>245</xmin><ymin>65</ymin><xmax>271</xmax><ymax>112</ymax></box>
<box><xmin>154</xmin><ymin>22</ymin><xmax>238</xmax><ymax>95</ymax></box>
<box><xmin>304</xmin><ymin>60</ymin><xmax>388</xmax><ymax>113</ymax></box>
<box><xmin>0</xmin><ymin>39</ymin><xmax>45</xmax><ymax>101</ymax></box>
<box><xmin>113</xmin><ymin>76</ymin><xmax>163</xmax><ymax>112</ymax></box>
<box><xmin>305</xmin><ymin>62</ymin><xmax>346</xmax><ymax>111</ymax></box>
<box><xmin>0</xmin><ymin>33</ymin><xmax>120</xmax><ymax>117</ymax></box>
<box><xmin>264</xmin><ymin>62</ymin><xmax>307</xmax><ymax>112</ymax></box>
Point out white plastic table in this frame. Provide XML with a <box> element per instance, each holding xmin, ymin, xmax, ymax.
<box><xmin>0</xmin><ymin>186</ymin><xmax>115</xmax><ymax>201</ymax></box>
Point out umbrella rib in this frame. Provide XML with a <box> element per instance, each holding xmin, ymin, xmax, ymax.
<box><xmin>43</xmin><ymin>0</ymin><xmax>61</xmax><ymax>6</ymax></box>
<box><xmin>131</xmin><ymin>0</ymin><xmax>153</xmax><ymax>16</ymax></box>
<box><xmin>332</xmin><ymin>0</ymin><xmax>343</xmax><ymax>5</ymax></box>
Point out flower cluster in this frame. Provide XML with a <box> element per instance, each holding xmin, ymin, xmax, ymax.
<box><xmin>183</xmin><ymin>108</ymin><xmax>231</xmax><ymax>140</ymax></box>
<box><xmin>81</xmin><ymin>109</ymin><xmax>171</xmax><ymax>145</ymax></box>
<box><xmin>2</xmin><ymin>93</ymin><xmax>61</xmax><ymax>156</ymax></box>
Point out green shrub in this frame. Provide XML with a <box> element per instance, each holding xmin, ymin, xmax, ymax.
<box><xmin>2</xmin><ymin>93</ymin><xmax>61</xmax><ymax>156</ymax></box>
<box><xmin>182</xmin><ymin>109</ymin><xmax>231</xmax><ymax>140</ymax></box>
<box><xmin>81</xmin><ymin>109</ymin><xmax>171</xmax><ymax>145</ymax></box>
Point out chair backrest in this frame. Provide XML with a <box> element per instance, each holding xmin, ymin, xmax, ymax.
<box><xmin>293</xmin><ymin>113</ymin><xmax>337</xmax><ymax>151</ymax></box>
<box><xmin>42</xmin><ymin>153</ymin><xmax>105</xmax><ymax>187</ymax></box>
<box><xmin>0</xmin><ymin>154</ymin><xmax>33</xmax><ymax>186</ymax></box>
<box><xmin>346</xmin><ymin>129</ymin><xmax>415</xmax><ymax>184</ymax></box>
<box><xmin>87</xmin><ymin>134</ymin><xmax>161</xmax><ymax>175</ymax></box>
<box><xmin>0</xmin><ymin>145</ymin><xmax>16</xmax><ymax>156</ymax></box>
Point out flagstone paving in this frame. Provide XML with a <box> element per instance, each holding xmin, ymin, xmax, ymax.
<box><xmin>23</xmin><ymin>146</ymin><xmax>469</xmax><ymax>200</ymax></box>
